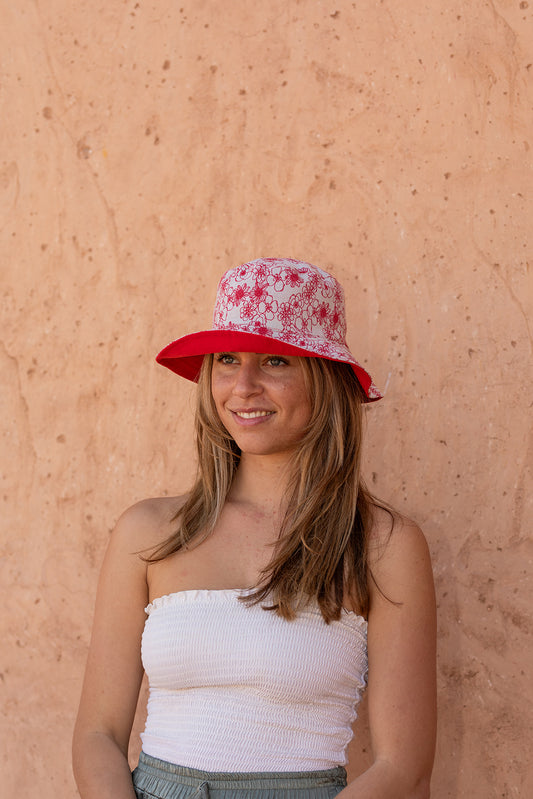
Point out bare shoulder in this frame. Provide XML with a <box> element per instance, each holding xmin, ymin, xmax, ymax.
<box><xmin>110</xmin><ymin>495</ymin><xmax>187</xmax><ymax>555</ymax></box>
<box><xmin>367</xmin><ymin>505</ymin><xmax>434</xmax><ymax>604</ymax></box>
<box><xmin>368</xmin><ymin>505</ymin><xmax>430</xmax><ymax>560</ymax></box>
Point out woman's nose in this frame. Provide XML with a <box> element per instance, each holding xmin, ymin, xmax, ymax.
<box><xmin>232</xmin><ymin>362</ymin><xmax>262</xmax><ymax>396</ymax></box>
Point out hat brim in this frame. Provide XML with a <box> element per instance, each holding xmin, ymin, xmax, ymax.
<box><xmin>156</xmin><ymin>330</ymin><xmax>382</xmax><ymax>402</ymax></box>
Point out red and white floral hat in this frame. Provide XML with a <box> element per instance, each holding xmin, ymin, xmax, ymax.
<box><xmin>156</xmin><ymin>258</ymin><xmax>382</xmax><ymax>401</ymax></box>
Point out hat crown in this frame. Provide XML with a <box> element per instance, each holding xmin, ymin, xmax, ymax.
<box><xmin>213</xmin><ymin>258</ymin><xmax>348</xmax><ymax>350</ymax></box>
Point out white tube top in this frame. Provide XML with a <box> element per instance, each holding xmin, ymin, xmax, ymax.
<box><xmin>140</xmin><ymin>588</ymin><xmax>367</xmax><ymax>771</ymax></box>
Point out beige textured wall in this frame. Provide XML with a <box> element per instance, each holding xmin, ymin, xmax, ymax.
<box><xmin>1</xmin><ymin>2</ymin><xmax>532</xmax><ymax>796</ymax></box>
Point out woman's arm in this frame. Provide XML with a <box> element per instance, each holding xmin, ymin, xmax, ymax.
<box><xmin>341</xmin><ymin>515</ymin><xmax>437</xmax><ymax>799</ymax></box>
<box><xmin>72</xmin><ymin>501</ymin><xmax>159</xmax><ymax>799</ymax></box>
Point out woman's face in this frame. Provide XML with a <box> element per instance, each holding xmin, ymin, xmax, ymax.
<box><xmin>211</xmin><ymin>352</ymin><xmax>312</xmax><ymax>459</ymax></box>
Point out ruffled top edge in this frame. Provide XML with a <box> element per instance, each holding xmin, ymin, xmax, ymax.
<box><xmin>145</xmin><ymin>588</ymin><xmax>367</xmax><ymax>629</ymax></box>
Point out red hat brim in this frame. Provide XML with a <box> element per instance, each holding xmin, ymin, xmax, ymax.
<box><xmin>156</xmin><ymin>330</ymin><xmax>381</xmax><ymax>402</ymax></box>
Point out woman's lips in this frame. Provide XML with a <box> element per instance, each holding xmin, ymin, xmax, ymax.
<box><xmin>229</xmin><ymin>409</ymin><xmax>275</xmax><ymax>423</ymax></box>
<box><xmin>234</xmin><ymin>410</ymin><xmax>273</xmax><ymax>418</ymax></box>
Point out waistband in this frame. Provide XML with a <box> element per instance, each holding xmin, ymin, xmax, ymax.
<box><xmin>134</xmin><ymin>751</ymin><xmax>347</xmax><ymax>793</ymax></box>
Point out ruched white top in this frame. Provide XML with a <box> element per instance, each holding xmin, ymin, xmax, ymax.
<box><xmin>140</xmin><ymin>589</ymin><xmax>367</xmax><ymax>771</ymax></box>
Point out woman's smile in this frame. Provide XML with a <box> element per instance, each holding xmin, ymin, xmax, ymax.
<box><xmin>230</xmin><ymin>408</ymin><xmax>276</xmax><ymax>422</ymax></box>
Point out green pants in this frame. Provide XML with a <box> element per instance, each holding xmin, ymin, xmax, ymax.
<box><xmin>133</xmin><ymin>751</ymin><xmax>347</xmax><ymax>798</ymax></box>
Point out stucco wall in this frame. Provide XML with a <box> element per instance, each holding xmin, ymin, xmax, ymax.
<box><xmin>1</xmin><ymin>2</ymin><xmax>532</xmax><ymax>796</ymax></box>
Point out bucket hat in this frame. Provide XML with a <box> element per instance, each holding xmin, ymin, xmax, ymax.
<box><xmin>156</xmin><ymin>257</ymin><xmax>382</xmax><ymax>401</ymax></box>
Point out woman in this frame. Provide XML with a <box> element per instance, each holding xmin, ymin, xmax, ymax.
<box><xmin>73</xmin><ymin>258</ymin><xmax>436</xmax><ymax>799</ymax></box>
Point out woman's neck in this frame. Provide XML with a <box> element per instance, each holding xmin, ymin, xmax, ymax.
<box><xmin>228</xmin><ymin>453</ymin><xmax>292</xmax><ymax>513</ymax></box>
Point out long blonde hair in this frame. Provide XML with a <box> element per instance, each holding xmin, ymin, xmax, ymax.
<box><xmin>147</xmin><ymin>354</ymin><xmax>379</xmax><ymax>622</ymax></box>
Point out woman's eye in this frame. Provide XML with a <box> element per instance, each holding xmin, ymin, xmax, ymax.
<box><xmin>215</xmin><ymin>353</ymin><xmax>236</xmax><ymax>365</ymax></box>
<box><xmin>267</xmin><ymin>356</ymin><xmax>287</xmax><ymax>367</ymax></box>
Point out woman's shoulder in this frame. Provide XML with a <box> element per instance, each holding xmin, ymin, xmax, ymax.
<box><xmin>110</xmin><ymin>494</ymin><xmax>188</xmax><ymax>554</ymax></box>
<box><xmin>367</xmin><ymin>504</ymin><xmax>431</xmax><ymax>572</ymax></box>
<box><xmin>367</xmin><ymin>504</ymin><xmax>434</xmax><ymax>604</ymax></box>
